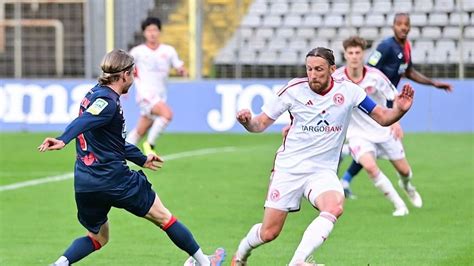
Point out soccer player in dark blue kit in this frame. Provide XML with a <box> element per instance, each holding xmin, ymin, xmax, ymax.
<box><xmin>340</xmin><ymin>13</ymin><xmax>453</xmax><ymax>199</ymax></box>
<box><xmin>38</xmin><ymin>49</ymin><xmax>225</xmax><ymax>266</ymax></box>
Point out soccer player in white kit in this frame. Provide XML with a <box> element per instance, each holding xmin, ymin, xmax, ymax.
<box><xmin>126</xmin><ymin>17</ymin><xmax>187</xmax><ymax>155</ymax></box>
<box><xmin>232</xmin><ymin>47</ymin><xmax>415</xmax><ymax>266</ymax></box>
<box><xmin>333</xmin><ymin>36</ymin><xmax>422</xmax><ymax>216</ymax></box>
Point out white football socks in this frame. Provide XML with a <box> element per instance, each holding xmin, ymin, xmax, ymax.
<box><xmin>146</xmin><ymin>117</ymin><xmax>170</xmax><ymax>145</ymax></box>
<box><xmin>236</xmin><ymin>223</ymin><xmax>264</xmax><ymax>261</ymax></box>
<box><xmin>192</xmin><ymin>248</ymin><xmax>210</xmax><ymax>265</ymax></box>
<box><xmin>373</xmin><ymin>171</ymin><xmax>406</xmax><ymax>208</ymax></box>
<box><xmin>289</xmin><ymin>212</ymin><xmax>337</xmax><ymax>265</ymax></box>
<box><xmin>52</xmin><ymin>256</ymin><xmax>69</xmax><ymax>266</ymax></box>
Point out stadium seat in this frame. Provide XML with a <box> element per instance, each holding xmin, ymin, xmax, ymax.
<box><xmin>442</xmin><ymin>26</ymin><xmax>462</xmax><ymax>39</ymax></box>
<box><xmin>278</xmin><ymin>50</ymin><xmax>299</xmax><ymax>65</ymax></box>
<box><xmin>428</xmin><ymin>13</ymin><xmax>449</xmax><ymax>26</ymax></box>
<box><xmin>288</xmin><ymin>39</ymin><xmax>309</xmax><ymax>53</ymax></box>
<box><xmin>311</xmin><ymin>2</ymin><xmax>330</xmax><ymax>14</ymax></box>
<box><xmin>262</xmin><ymin>15</ymin><xmax>282</xmax><ymax>27</ymax></box>
<box><xmin>241</xmin><ymin>14</ymin><xmax>261</xmax><ymax>28</ymax></box>
<box><xmin>346</xmin><ymin>14</ymin><xmax>365</xmax><ymax>27</ymax></box>
<box><xmin>324</xmin><ymin>14</ymin><xmax>344</xmax><ymax>27</ymax></box>
<box><xmin>268</xmin><ymin>37</ymin><xmax>287</xmax><ymax>51</ymax></box>
<box><xmin>464</xmin><ymin>26</ymin><xmax>474</xmax><ymax>38</ymax></box>
<box><xmin>422</xmin><ymin>27</ymin><xmax>442</xmax><ymax>39</ymax></box>
<box><xmin>331</xmin><ymin>2</ymin><xmax>350</xmax><ymax>14</ymax></box>
<box><xmin>338</xmin><ymin>28</ymin><xmax>357</xmax><ymax>38</ymax></box>
<box><xmin>255</xmin><ymin>27</ymin><xmax>274</xmax><ymax>40</ymax></box>
<box><xmin>318</xmin><ymin>28</ymin><xmax>337</xmax><ymax>39</ymax></box>
<box><xmin>214</xmin><ymin>49</ymin><xmax>236</xmax><ymax>64</ymax></box>
<box><xmin>411</xmin><ymin>50</ymin><xmax>426</xmax><ymax>64</ymax></box>
<box><xmin>380</xmin><ymin>27</ymin><xmax>393</xmax><ymax>38</ymax></box>
<box><xmin>275</xmin><ymin>28</ymin><xmax>294</xmax><ymax>39</ymax></box>
<box><xmin>447</xmin><ymin>49</ymin><xmax>460</xmax><ymax>64</ymax></box>
<box><xmin>248</xmin><ymin>1</ymin><xmax>268</xmax><ymax>15</ymax></box>
<box><xmin>302</xmin><ymin>15</ymin><xmax>323</xmax><ymax>27</ymax></box>
<box><xmin>410</xmin><ymin>13</ymin><xmax>428</xmax><ymax>27</ymax></box>
<box><xmin>269</xmin><ymin>2</ymin><xmax>289</xmax><ymax>15</ymax></box>
<box><xmin>463</xmin><ymin>0</ymin><xmax>474</xmax><ymax>11</ymax></box>
<box><xmin>352</xmin><ymin>1</ymin><xmax>371</xmax><ymax>14</ymax></box>
<box><xmin>449</xmin><ymin>13</ymin><xmax>470</xmax><ymax>25</ymax></box>
<box><xmin>434</xmin><ymin>0</ymin><xmax>455</xmax><ymax>12</ymax></box>
<box><xmin>372</xmin><ymin>0</ymin><xmax>392</xmax><ymax>15</ymax></box>
<box><xmin>238</xmin><ymin>49</ymin><xmax>258</xmax><ymax>64</ymax></box>
<box><xmin>290</xmin><ymin>2</ymin><xmax>310</xmax><ymax>15</ymax></box>
<box><xmin>296</xmin><ymin>27</ymin><xmax>316</xmax><ymax>39</ymax></box>
<box><xmin>309</xmin><ymin>39</ymin><xmax>330</xmax><ymax>49</ymax></box>
<box><xmin>359</xmin><ymin>27</ymin><xmax>379</xmax><ymax>40</ymax></box>
<box><xmin>414</xmin><ymin>0</ymin><xmax>434</xmax><ymax>12</ymax></box>
<box><xmin>236</xmin><ymin>27</ymin><xmax>254</xmax><ymax>39</ymax></box>
<box><xmin>257</xmin><ymin>50</ymin><xmax>279</xmax><ymax>65</ymax></box>
<box><xmin>409</xmin><ymin>27</ymin><xmax>421</xmax><ymax>39</ymax></box>
<box><xmin>393</xmin><ymin>0</ymin><xmax>413</xmax><ymax>12</ymax></box>
<box><xmin>247</xmin><ymin>37</ymin><xmax>267</xmax><ymax>51</ymax></box>
<box><xmin>283</xmin><ymin>14</ymin><xmax>302</xmax><ymax>28</ymax></box>
<box><xmin>365</xmin><ymin>13</ymin><xmax>386</xmax><ymax>27</ymax></box>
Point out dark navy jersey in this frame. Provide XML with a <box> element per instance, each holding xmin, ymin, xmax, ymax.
<box><xmin>57</xmin><ymin>84</ymin><xmax>147</xmax><ymax>192</ymax></box>
<box><xmin>367</xmin><ymin>36</ymin><xmax>412</xmax><ymax>87</ymax></box>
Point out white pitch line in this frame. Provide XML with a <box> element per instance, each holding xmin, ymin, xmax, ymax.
<box><xmin>0</xmin><ymin>146</ymin><xmax>238</xmax><ymax>192</ymax></box>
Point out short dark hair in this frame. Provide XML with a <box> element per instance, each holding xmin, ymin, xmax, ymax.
<box><xmin>141</xmin><ymin>17</ymin><xmax>162</xmax><ymax>31</ymax></box>
<box><xmin>343</xmin><ymin>36</ymin><xmax>367</xmax><ymax>50</ymax></box>
<box><xmin>393</xmin><ymin>13</ymin><xmax>410</xmax><ymax>24</ymax></box>
<box><xmin>306</xmin><ymin>47</ymin><xmax>335</xmax><ymax>66</ymax></box>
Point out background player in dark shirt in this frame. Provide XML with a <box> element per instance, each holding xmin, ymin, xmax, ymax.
<box><xmin>341</xmin><ymin>13</ymin><xmax>453</xmax><ymax>199</ymax></box>
<box><xmin>38</xmin><ymin>49</ymin><xmax>225</xmax><ymax>266</ymax></box>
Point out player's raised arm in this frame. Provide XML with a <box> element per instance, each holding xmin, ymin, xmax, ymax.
<box><xmin>369</xmin><ymin>83</ymin><xmax>415</xmax><ymax>126</ymax></box>
<box><xmin>236</xmin><ymin>109</ymin><xmax>275</xmax><ymax>133</ymax></box>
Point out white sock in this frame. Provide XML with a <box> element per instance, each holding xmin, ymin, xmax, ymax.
<box><xmin>146</xmin><ymin>117</ymin><xmax>169</xmax><ymax>145</ymax></box>
<box><xmin>341</xmin><ymin>179</ymin><xmax>350</xmax><ymax>189</ymax></box>
<box><xmin>125</xmin><ymin>129</ymin><xmax>141</xmax><ymax>145</ymax></box>
<box><xmin>53</xmin><ymin>256</ymin><xmax>69</xmax><ymax>266</ymax></box>
<box><xmin>192</xmin><ymin>248</ymin><xmax>210</xmax><ymax>265</ymax></box>
<box><xmin>373</xmin><ymin>171</ymin><xmax>405</xmax><ymax>208</ymax></box>
<box><xmin>236</xmin><ymin>223</ymin><xmax>264</xmax><ymax>261</ymax></box>
<box><xmin>289</xmin><ymin>212</ymin><xmax>337</xmax><ymax>265</ymax></box>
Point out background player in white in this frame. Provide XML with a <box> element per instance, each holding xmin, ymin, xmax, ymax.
<box><xmin>126</xmin><ymin>17</ymin><xmax>187</xmax><ymax>155</ymax></box>
<box><xmin>231</xmin><ymin>47</ymin><xmax>415</xmax><ymax>266</ymax></box>
<box><xmin>333</xmin><ymin>36</ymin><xmax>422</xmax><ymax>216</ymax></box>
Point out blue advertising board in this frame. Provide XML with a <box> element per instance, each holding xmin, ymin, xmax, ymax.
<box><xmin>0</xmin><ymin>79</ymin><xmax>472</xmax><ymax>133</ymax></box>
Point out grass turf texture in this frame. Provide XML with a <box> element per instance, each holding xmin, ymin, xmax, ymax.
<box><xmin>0</xmin><ymin>133</ymin><xmax>472</xmax><ymax>265</ymax></box>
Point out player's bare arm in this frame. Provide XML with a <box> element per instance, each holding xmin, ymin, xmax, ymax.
<box><xmin>369</xmin><ymin>83</ymin><xmax>414</xmax><ymax>126</ymax></box>
<box><xmin>406</xmin><ymin>68</ymin><xmax>453</xmax><ymax>92</ymax></box>
<box><xmin>38</xmin><ymin>137</ymin><xmax>66</xmax><ymax>152</ymax></box>
<box><xmin>236</xmin><ymin>109</ymin><xmax>275</xmax><ymax>133</ymax></box>
<box><xmin>143</xmin><ymin>154</ymin><xmax>164</xmax><ymax>171</ymax></box>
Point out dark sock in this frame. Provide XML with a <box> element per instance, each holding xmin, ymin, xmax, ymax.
<box><xmin>343</xmin><ymin>160</ymin><xmax>363</xmax><ymax>183</ymax></box>
<box><xmin>63</xmin><ymin>236</ymin><xmax>101</xmax><ymax>264</ymax></box>
<box><xmin>163</xmin><ymin>217</ymin><xmax>200</xmax><ymax>256</ymax></box>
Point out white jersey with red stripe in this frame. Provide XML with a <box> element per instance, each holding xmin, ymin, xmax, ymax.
<box><xmin>262</xmin><ymin>77</ymin><xmax>367</xmax><ymax>174</ymax></box>
<box><xmin>129</xmin><ymin>43</ymin><xmax>184</xmax><ymax>102</ymax></box>
<box><xmin>333</xmin><ymin>65</ymin><xmax>398</xmax><ymax>142</ymax></box>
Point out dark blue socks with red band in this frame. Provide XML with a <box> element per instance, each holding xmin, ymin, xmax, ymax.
<box><xmin>162</xmin><ymin>216</ymin><xmax>200</xmax><ymax>256</ymax></box>
<box><xmin>63</xmin><ymin>236</ymin><xmax>101</xmax><ymax>264</ymax></box>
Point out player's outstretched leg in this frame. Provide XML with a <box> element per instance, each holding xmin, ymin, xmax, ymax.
<box><xmin>50</xmin><ymin>224</ymin><xmax>107</xmax><ymax>266</ymax></box>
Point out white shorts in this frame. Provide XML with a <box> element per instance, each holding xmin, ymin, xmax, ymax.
<box><xmin>264</xmin><ymin>170</ymin><xmax>344</xmax><ymax>212</ymax></box>
<box><xmin>348</xmin><ymin>136</ymin><xmax>405</xmax><ymax>163</ymax></box>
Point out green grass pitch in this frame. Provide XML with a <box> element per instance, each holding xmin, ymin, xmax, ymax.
<box><xmin>0</xmin><ymin>132</ymin><xmax>473</xmax><ymax>265</ymax></box>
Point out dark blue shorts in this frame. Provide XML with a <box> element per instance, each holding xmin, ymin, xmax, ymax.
<box><xmin>75</xmin><ymin>170</ymin><xmax>156</xmax><ymax>234</ymax></box>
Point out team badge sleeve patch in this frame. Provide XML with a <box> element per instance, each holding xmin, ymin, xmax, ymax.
<box><xmin>86</xmin><ymin>98</ymin><xmax>109</xmax><ymax>115</ymax></box>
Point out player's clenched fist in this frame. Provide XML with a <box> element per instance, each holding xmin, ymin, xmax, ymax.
<box><xmin>236</xmin><ymin>109</ymin><xmax>252</xmax><ymax>124</ymax></box>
